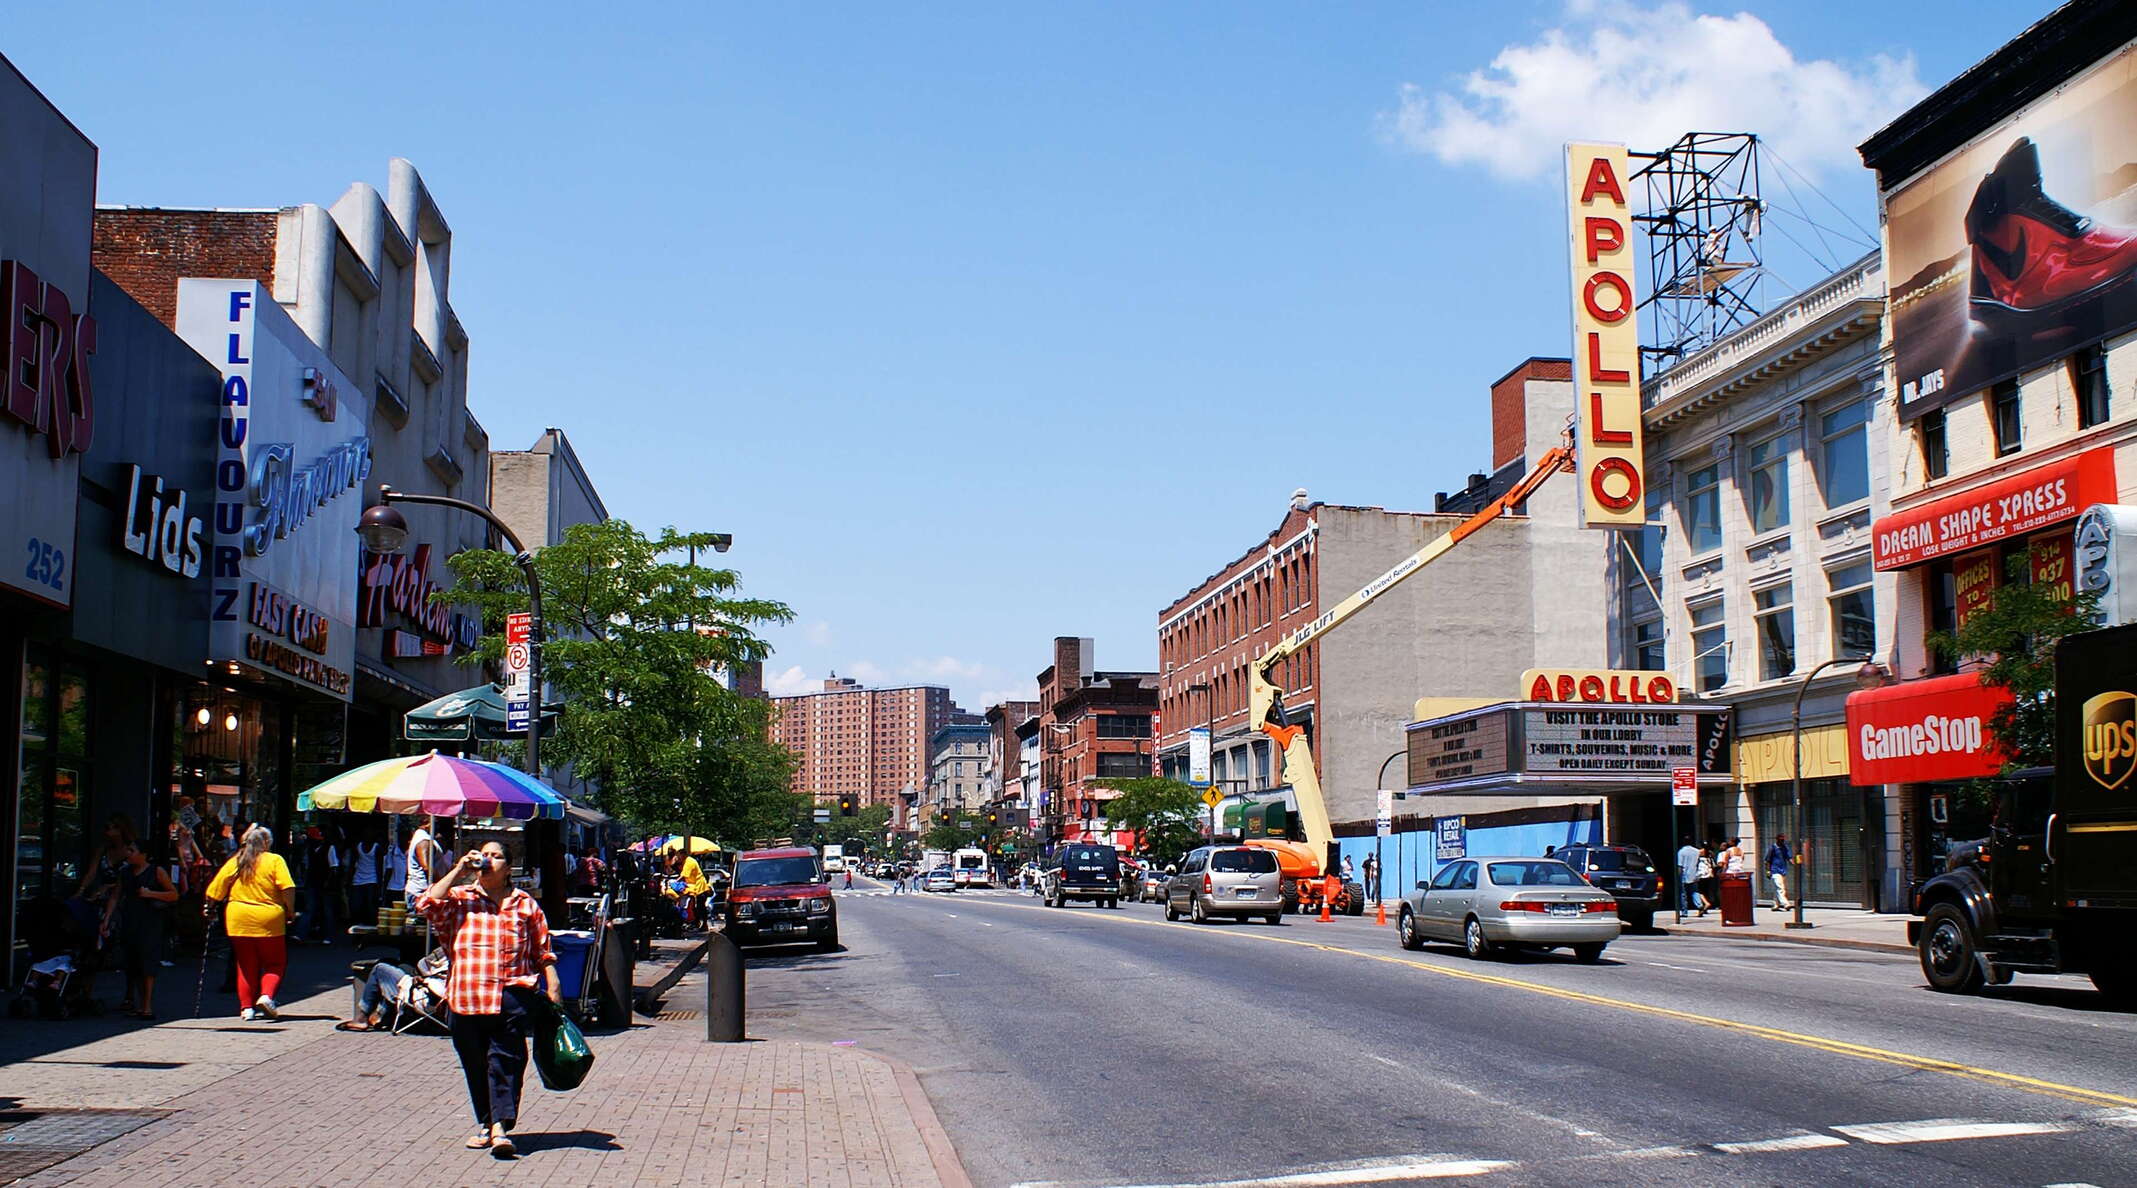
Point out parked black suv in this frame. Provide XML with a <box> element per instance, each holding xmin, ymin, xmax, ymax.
<box><xmin>1043</xmin><ymin>843</ymin><xmax>1122</xmax><ymax>909</ymax></box>
<box><xmin>1553</xmin><ymin>843</ymin><xmax>1662</xmax><ymax>930</ymax></box>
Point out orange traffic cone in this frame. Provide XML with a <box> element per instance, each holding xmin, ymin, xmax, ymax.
<box><xmin>1318</xmin><ymin>875</ymin><xmax>1334</xmax><ymax>923</ymax></box>
<box><xmin>1375</xmin><ymin>894</ymin><xmax>1386</xmax><ymax>927</ymax></box>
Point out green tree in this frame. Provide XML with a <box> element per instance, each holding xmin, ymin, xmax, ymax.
<box><xmin>444</xmin><ymin>519</ymin><xmax>798</xmax><ymax>847</ymax></box>
<box><xmin>820</xmin><ymin>804</ymin><xmax>894</xmax><ymax>857</ymax></box>
<box><xmin>922</xmin><ymin>821</ymin><xmax>982</xmax><ymax>853</ymax></box>
<box><xmin>1092</xmin><ymin>776</ymin><xmax>1206</xmax><ymax>867</ymax></box>
<box><xmin>1929</xmin><ymin>553</ymin><xmax>2099</xmax><ymax>834</ymax></box>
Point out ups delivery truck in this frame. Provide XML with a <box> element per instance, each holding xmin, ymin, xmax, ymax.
<box><xmin>1911</xmin><ymin>620</ymin><xmax>2137</xmax><ymax>1004</ymax></box>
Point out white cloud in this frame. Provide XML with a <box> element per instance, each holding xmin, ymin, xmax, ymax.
<box><xmin>845</xmin><ymin>660</ymin><xmax>889</xmax><ymax>685</ymax></box>
<box><xmin>1386</xmin><ymin>2</ymin><xmax>1924</xmax><ymax>183</ymax></box>
<box><xmin>802</xmin><ymin>620</ymin><xmax>834</xmax><ymax>647</ymax></box>
<box><xmin>765</xmin><ymin>665</ymin><xmax>817</xmax><ymax>697</ymax></box>
<box><xmin>904</xmin><ymin>656</ymin><xmax>989</xmax><ymax>682</ymax></box>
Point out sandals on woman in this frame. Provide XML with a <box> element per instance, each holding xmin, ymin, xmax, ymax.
<box><xmin>465</xmin><ymin>1131</ymin><xmax>491</xmax><ymax>1150</ymax></box>
<box><xmin>334</xmin><ymin>1021</ymin><xmax>374</xmax><ymax>1032</ymax></box>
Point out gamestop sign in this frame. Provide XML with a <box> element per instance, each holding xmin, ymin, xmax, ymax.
<box><xmin>1845</xmin><ymin>673</ymin><xmax>2013</xmax><ymax>785</ymax></box>
<box><xmin>1564</xmin><ymin>141</ymin><xmax>1644</xmax><ymax>530</ymax></box>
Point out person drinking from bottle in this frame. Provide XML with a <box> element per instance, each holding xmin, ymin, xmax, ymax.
<box><xmin>417</xmin><ymin>840</ymin><xmax>560</xmax><ymax>1159</ymax></box>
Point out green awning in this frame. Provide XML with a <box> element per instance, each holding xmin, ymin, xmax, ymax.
<box><xmin>403</xmin><ymin>683</ymin><xmax>560</xmax><ymax>742</ymax></box>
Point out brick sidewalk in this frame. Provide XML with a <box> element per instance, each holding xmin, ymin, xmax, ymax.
<box><xmin>1653</xmin><ymin>905</ymin><xmax>1913</xmax><ymax>954</ymax></box>
<box><xmin>4</xmin><ymin>943</ymin><xmax>967</xmax><ymax>1188</ymax></box>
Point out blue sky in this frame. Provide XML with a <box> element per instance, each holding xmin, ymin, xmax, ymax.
<box><xmin>16</xmin><ymin>1</ymin><xmax>2048</xmax><ymax>709</ymax></box>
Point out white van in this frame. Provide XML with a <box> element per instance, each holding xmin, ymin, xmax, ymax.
<box><xmin>953</xmin><ymin>848</ymin><xmax>991</xmax><ymax>887</ymax></box>
<box><xmin>822</xmin><ymin>844</ymin><xmax>847</xmax><ymax>874</ymax></box>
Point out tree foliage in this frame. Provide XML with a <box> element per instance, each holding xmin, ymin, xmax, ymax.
<box><xmin>1929</xmin><ymin>552</ymin><xmax>2099</xmax><ymax>771</ymax></box>
<box><xmin>1092</xmin><ymin>776</ymin><xmax>1206</xmax><ymax>866</ymax></box>
<box><xmin>444</xmin><ymin>519</ymin><xmax>801</xmax><ymax>845</ymax></box>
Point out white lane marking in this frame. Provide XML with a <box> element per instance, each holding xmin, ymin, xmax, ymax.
<box><xmin>2093</xmin><ymin>1109</ymin><xmax>2137</xmax><ymax>1127</ymax></box>
<box><xmin>1008</xmin><ymin>1153</ymin><xmax>1514</xmax><ymax>1188</ymax></box>
<box><xmin>1369</xmin><ymin>1055</ymin><xmax>1400</xmax><ymax>1068</ymax></box>
<box><xmin>1710</xmin><ymin>1133</ymin><xmax>1849</xmax><ymax>1155</ymax></box>
<box><xmin>2042</xmin><ymin>1183</ymin><xmax>2104</xmax><ymax>1187</ymax></box>
<box><xmin>1644</xmin><ymin>961</ymin><xmax>1710</xmax><ymax>973</ymax></box>
<box><xmin>1831</xmin><ymin>1118</ymin><xmax>2078</xmax><ymax>1145</ymax></box>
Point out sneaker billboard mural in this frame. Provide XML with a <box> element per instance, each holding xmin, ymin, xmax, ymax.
<box><xmin>1884</xmin><ymin>44</ymin><xmax>2137</xmax><ymax>421</ymax></box>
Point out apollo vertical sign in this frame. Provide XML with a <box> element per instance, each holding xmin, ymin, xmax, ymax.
<box><xmin>1565</xmin><ymin>142</ymin><xmax>1644</xmax><ymax>529</ymax></box>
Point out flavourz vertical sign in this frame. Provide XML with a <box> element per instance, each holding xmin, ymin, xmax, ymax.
<box><xmin>1565</xmin><ymin>141</ymin><xmax>1644</xmax><ymax>530</ymax></box>
<box><xmin>177</xmin><ymin>280</ymin><xmax>369</xmax><ymax>700</ymax></box>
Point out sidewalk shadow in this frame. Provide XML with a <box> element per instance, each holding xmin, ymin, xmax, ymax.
<box><xmin>1966</xmin><ymin>984</ymin><xmax>2127</xmax><ymax>1015</ymax></box>
<box><xmin>515</xmin><ymin>1128</ymin><xmax>620</xmax><ymax>1155</ymax></box>
<box><xmin>741</xmin><ymin>946</ymin><xmax>845</xmax><ymax>970</ymax></box>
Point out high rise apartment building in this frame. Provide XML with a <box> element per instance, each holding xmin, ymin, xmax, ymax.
<box><xmin>771</xmin><ymin>676</ymin><xmax>967</xmax><ymax>810</ymax></box>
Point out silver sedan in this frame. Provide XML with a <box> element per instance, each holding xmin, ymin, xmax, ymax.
<box><xmin>1397</xmin><ymin>856</ymin><xmax>1621</xmax><ymax>963</ymax></box>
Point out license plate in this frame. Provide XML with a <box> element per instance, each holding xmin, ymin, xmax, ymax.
<box><xmin>1548</xmin><ymin>904</ymin><xmax>1580</xmax><ymax>917</ymax></box>
<box><xmin>1234</xmin><ymin>887</ymin><xmax>1258</xmax><ymax>899</ymax></box>
<box><xmin>1611</xmin><ymin>879</ymin><xmax>1631</xmax><ymax>889</ymax></box>
<box><xmin>767</xmin><ymin>922</ymin><xmax>805</xmax><ymax>933</ymax></box>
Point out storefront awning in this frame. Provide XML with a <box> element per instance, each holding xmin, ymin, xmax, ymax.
<box><xmin>1871</xmin><ymin>447</ymin><xmax>2115</xmax><ymax>570</ymax></box>
<box><xmin>1843</xmin><ymin>672</ymin><xmax>2012</xmax><ymax>785</ymax></box>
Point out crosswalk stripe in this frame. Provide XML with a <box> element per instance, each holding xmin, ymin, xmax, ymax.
<box><xmin>1830</xmin><ymin>1119</ymin><xmax>2078</xmax><ymax>1145</ymax></box>
<box><xmin>1710</xmin><ymin>1133</ymin><xmax>1848</xmax><ymax>1155</ymax></box>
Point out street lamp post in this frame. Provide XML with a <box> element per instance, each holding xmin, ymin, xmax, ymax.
<box><xmin>1786</xmin><ymin>656</ymin><xmax>1889</xmax><ymax>930</ymax></box>
<box><xmin>1374</xmin><ymin>749</ymin><xmax>1404</xmax><ymax>909</ymax></box>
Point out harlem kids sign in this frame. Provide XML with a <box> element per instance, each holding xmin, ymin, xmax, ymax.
<box><xmin>177</xmin><ymin>280</ymin><xmax>371</xmax><ymax>700</ymax></box>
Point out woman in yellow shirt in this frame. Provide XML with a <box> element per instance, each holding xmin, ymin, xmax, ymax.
<box><xmin>205</xmin><ymin>825</ymin><xmax>297</xmax><ymax>1021</ymax></box>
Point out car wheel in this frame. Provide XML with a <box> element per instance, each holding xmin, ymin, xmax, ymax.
<box><xmin>1164</xmin><ymin>899</ymin><xmax>1179</xmax><ymax>922</ymax></box>
<box><xmin>818</xmin><ymin>933</ymin><xmax>839</xmax><ymax>952</ymax></box>
<box><xmin>1398</xmin><ymin>909</ymin><xmax>1423</xmax><ymax>951</ymax></box>
<box><xmin>1109</xmin><ymin>898</ymin><xmax>1121</xmax><ymax>910</ymax></box>
<box><xmin>1265</xmin><ymin>913</ymin><xmax>1283</xmax><ymax>926</ymax></box>
<box><xmin>1573</xmin><ymin>943</ymin><xmax>1606</xmax><ymax>964</ymax></box>
<box><xmin>1463</xmin><ymin>916</ymin><xmax>1493</xmax><ymax>960</ymax></box>
<box><xmin>1191</xmin><ymin>896</ymin><xmax>1209</xmax><ymax>925</ymax></box>
<box><xmin>1625</xmin><ymin>909</ymin><xmax>1655</xmax><ymax>933</ymax></box>
<box><xmin>1919</xmin><ymin>903</ymin><xmax>1984</xmax><ymax>994</ymax></box>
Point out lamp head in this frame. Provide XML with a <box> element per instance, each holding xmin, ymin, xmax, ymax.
<box><xmin>1854</xmin><ymin>661</ymin><xmax>1891</xmax><ymax>692</ymax></box>
<box><xmin>356</xmin><ymin>499</ymin><xmax>410</xmax><ymax>554</ymax></box>
<box><xmin>708</xmin><ymin>533</ymin><xmax>733</xmax><ymax>554</ymax></box>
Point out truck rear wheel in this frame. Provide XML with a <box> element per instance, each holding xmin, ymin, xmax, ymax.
<box><xmin>1919</xmin><ymin>903</ymin><xmax>1984</xmax><ymax>994</ymax></box>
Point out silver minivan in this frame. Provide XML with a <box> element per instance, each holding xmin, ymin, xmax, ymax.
<box><xmin>1165</xmin><ymin>846</ymin><xmax>1284</xmax><ymax>925</ymax></box>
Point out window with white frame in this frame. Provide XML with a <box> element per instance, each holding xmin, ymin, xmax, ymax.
<box><xmin>1753</xmin><ymin>583</ymin><xmax>1795</xmax><ymax>680</ymax></box>
<box><xmin>1632</xmin><ymin>617</ymin><xmax>1664</xmax><ymax>671</ymax></box>
<box><xmin>1819</xmin><ymin>400</ymin><xmax>1870</xmax><ymax>508</ymax></box>
<box><xmin>1690</xmin><ymin>599</ymin><xmax>1727</xmax><ymax>693</ymax></box>
<box><xmin>1746</xmin><ymin>434</ymin><xmax>1790</xmax><ymax>534</ymax></box>
<box><xmin>1827</xmin><ymin>561</ymin><xmax>1875</xmax><ymax>658</ymax></box>
<box><xmin>1685</xmin><ymin>464</ymin><xmax>1722</xmax><ymax>555</ymax></box>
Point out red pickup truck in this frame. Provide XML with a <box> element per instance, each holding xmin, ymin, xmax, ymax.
<box><xmin>723</xmin><ymin>847</ymin><xmax>838</xmax><ymax>950</ymax></box>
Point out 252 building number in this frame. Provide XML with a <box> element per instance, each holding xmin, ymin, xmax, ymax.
<box><xmin>24</xmin><ymin>538</ymin><xmax>65</xmax><ymax>592</ymax></box>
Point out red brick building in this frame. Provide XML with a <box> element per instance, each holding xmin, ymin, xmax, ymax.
<box><xmin>1034</xmin><ymin>638</ymin><xmax>1156</xmax><ymax>848</ymax></box>
<box><xmin>771</xmin><ymin>677</ymin><xmax>966</xmax><ymax>821</ymax></box>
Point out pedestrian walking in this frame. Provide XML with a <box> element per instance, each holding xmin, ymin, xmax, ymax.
<box><xmin>1339</xmin><ymin>855</ymin><xmax>1355</xmax><ymax>887</ymax></box>
<box><xmin>104</xmin><ymin>841</ymin><xmax>178</xmax><ymax>1017</ymax></box>
<box><xmin>1361</xmin><ymin>852</ymin><xmax>1380</xmax><ymax>905</ymax></box>
<box><xmin>1719</xmin><ymin>837</ymin><xmax>1747</xmax><ymax>876</ymax></box>
<box><xmin>1767</xmin><ymin>835</ymin><xmax>1795</xmax><ymax>911</ymax></box>
<box><xmin>417</xmin><ymin>840</ymin><xmax>563</xmax><ymax>1160</ymax></box>
<box><xmin>1697</xmin><ymin>842</ymin><xmax>1720</xmax><ymax>914</ymax></box>
<box><xmin>204</xmin><ymin>825</ymin><xmax>296</xmax><ymax>1021</ymax></box>
<box><xmin>1673</xmin><ymin>836</ymin><xmax>1706</xmax><ymax>923</ymax></box>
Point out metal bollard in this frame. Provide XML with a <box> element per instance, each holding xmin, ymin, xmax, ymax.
<box><xmin>705</xmin><ymin>929</ymin><xmax>745</xmax><ymax>1042</ymax></box>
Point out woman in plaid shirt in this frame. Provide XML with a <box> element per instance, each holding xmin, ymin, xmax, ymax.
<box><xmin>417</xmin><ymin>839</ymin><xmax>562</xmax><ymax>1159</ymax></box>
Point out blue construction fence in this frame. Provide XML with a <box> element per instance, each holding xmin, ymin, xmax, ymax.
<box><xmin>1336</xmin><ymin>806</ymin><xmax>1601</xmax><ymax>903</ymax></box>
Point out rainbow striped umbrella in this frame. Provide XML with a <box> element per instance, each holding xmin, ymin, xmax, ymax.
<box><xmin>297</xmin><ymin>752</ymin><xmax>568</xmax><ymax>820</ymax></box>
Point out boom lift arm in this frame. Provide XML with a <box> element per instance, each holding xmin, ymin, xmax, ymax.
<box><xmin>1245</xmin><ymin>443</ymin><xmax>1576</xmax><ymax>877</ymax></box>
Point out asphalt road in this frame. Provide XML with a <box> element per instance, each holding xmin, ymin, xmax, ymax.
<box><xmin>735</xmin><ymin>879</ymin><xmax>2137</xmax><ymax>1188</ymax></box>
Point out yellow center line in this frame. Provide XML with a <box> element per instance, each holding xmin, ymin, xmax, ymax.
<box><xmin>939</xmin><ymin>895</ymin><xmax>2137</xmax><ymax>1110</ymax></box>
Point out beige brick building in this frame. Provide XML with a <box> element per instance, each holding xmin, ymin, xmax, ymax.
<box><xmin>772</xmin><ymin>677</ymin><xmax>968</xmax><ymax>818</ymax></box>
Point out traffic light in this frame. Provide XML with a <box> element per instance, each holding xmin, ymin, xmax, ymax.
<box><xmin>839</xmin><ymin>794</ymin><xmax>857</xmax><ymax>816</ymax></box>
<box><xmin>986</xmin><ymin>810</ymin><xmax>998</xmax><ymax>826</ymax></box>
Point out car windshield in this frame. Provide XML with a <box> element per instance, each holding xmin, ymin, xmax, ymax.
<box><xmin>957</xmin><ymin>854</ymin><xmax>984</xmax><ymax>868</ymax></box>
<box><xmin>1488</xmin><ymin>861</ymin><xmax>1586</xmax><ymax>887</ymax></box>
<box><xmin>734</xmin><ymin>857</ymin><xmax>821</xmax><ymax>887</ymax></box>
<box><xmin>1582</xmin><ymin>849</ymin><xmax>1653</xmax><ymax>872</ymax></box>
<box><xmin>1210</xmin><ymin>850</ymin><xmax>1277</xmax><ymax>873</ymax></box>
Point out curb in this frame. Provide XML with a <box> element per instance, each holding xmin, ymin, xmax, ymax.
<box><xmin>832</xmin><ymin>1043</ymin><xmax>974</xmax><ymax>1188</ymax></box>
<box><xmin>1655</xmin><ymin>923</ymin><xmax>1912</xmax><ymax>955</ymax></box>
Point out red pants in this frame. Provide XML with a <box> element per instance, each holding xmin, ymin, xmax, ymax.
<box><xmin>229</xmin><ymin>935</ymin><xmax>287</xmax><ymax>1007</ymax></box>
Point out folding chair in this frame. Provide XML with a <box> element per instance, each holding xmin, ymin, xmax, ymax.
<box><xmin>388</xmin><ymin>970</ymin><xmax>450</xmax><ymax>1035</ymax></box>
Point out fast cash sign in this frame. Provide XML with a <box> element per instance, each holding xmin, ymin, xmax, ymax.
<box><xmin>1565</xmin><ymin>141</ymin><xmax>1645</xmax><ymax>530</ymax></box>
<box><xmin>177</xmin><ymin>280</ymin><xmax>370</xmax><ymax>700</ymax></box>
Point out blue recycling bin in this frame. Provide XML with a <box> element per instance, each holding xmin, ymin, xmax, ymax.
<box><xmin>552</xmin><ymin>930</ymin><xmax>597</xmax><ymax>999</ymax></box>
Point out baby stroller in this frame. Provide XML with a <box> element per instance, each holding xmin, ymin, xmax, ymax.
<box><xmin>9</xmin><ymin>896</ymin><xmax>107</xmax><ymax>1019</ymax></box>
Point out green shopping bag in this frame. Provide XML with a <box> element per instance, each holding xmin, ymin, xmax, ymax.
<box><xmin>526</xmin><ymin>992</ymin><xmax>595</xmax><ymax>1092</ymax></box>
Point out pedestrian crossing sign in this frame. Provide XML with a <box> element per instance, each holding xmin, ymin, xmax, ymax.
<box><xmin>1202</xmin><ymin>789</ymin><xmax>1223</xmax><ymax>809</ymax></box>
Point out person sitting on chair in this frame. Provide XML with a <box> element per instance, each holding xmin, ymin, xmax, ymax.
<box><xmin>339</xmin><ymin>949</ymin><xmax>448</xmax><ymax>1032</ymax></box>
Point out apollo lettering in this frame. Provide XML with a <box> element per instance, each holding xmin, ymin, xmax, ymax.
<box><xmin>1858</xmin><ymin>714</ymin><xmax>1985</xmax><ymax>760</ymax></box>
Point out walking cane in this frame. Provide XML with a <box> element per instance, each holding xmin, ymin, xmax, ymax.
<box><xmin>193</xmin><ymin>901</ymin><xmax>217</xmax><ymax>1018</ymax></box>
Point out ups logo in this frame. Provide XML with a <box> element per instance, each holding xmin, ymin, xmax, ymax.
<box><xmin>2082</xmin><ymin>690</ymin><xmax>2137</xmax><ymax>791</ymax></box>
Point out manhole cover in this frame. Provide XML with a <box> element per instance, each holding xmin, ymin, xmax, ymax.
<box><xmin>657</xmin><ymin>1009</ymin><xmax>699</xmax><ymax>1021</ymax></box>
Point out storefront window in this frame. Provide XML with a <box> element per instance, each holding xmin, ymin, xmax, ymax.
<box><xmin>1685</xmin><ymin>465</ymin><xmax>1721</xmax><ymax>555</ymax></box>
<box><xmin>1755</xmin><ymin>779</ymin><xmax>1869</xmax><ymax>906</ymax></box>
<box><xmin>1927</xmin><ymin>559</ymin><xmax>1958</xmax><ymax>675</ymax></box>
<box><xmin>14</xmin><ymin>657</ymin><xmax>91</xmax><ymax>978</ymax></box>
<box><xmin>1753</xmin><ymin>583</ymin><xmax>1795</xmax><ymax>680</ymax></box>
<box><xmin>1746</xmin><ymin>434</ymin><xmax>1790</xmax><ymax>534</ymax></box>
<box><xmin>1827</xmin><ymin>562</ymin><xmax>1875</xmax><ymax>657</ymax></box>
<box><xmin>1691</xmin><ymin>599</ymin><xmax>1727</xmax><ymax>693</ymax></box>
<box><xmin>1819</xmin><ymin>400</ymin><xmax>1870</xmax><ymax>508</ymax></box>
<box><xmin>170</xmin><ymin>685</ymin><xmax>284</xmax><ymax>864</ymax></box>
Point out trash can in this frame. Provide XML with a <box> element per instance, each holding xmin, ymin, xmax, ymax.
<box><xmin>1719</xmin><ymin>872</ymin><xmax>1756</xmax><ymax>927</ymax></box>
<box><xmin>552</xmin><ymin>930</ymin><xmax>597</xmax><ymax>1000</ymax></box>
